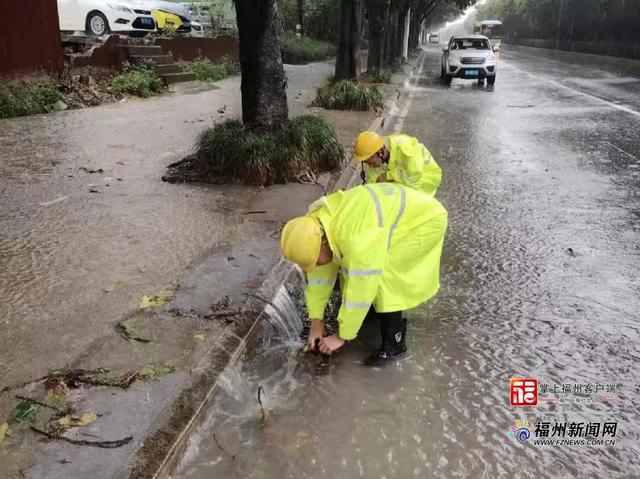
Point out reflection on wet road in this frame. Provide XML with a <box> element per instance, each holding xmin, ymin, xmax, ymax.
<box><xmin>180</xmin><ymin>46</ymin><xmax>640</xmax><ymax>477</ymax></box>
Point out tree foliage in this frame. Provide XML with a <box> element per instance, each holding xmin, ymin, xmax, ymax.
<box><xmin>477</xmin><ymin>0</ymin><xmax>640</xmax><ymax>57</ymax></box>
<box><xmin>279</xmin><ymin>0</ymin><xmax>341</xmax><ymax>44</ymax></box>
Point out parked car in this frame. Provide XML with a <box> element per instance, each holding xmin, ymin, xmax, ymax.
<box><xmin>428</xmin><ymin>32</ymin><xmax>440</xmax><ymax>43</ymax></box>
<box><xmin>441</xmin><ymin>35</ymin><xmax>498</xmax><ymax>86</ymax></box>
<box><xmin>151</xmin><ymin>9</ymin><xmax>192</xmax><ymax>33</ymax></box>
<box><xmin>183</xmin><ymin>2</ymin><xmax>212</xmax><ymax>31</ymax></box>
<box><xmin>190</xmin><ymin>20</ymin><xmax>204</xmax><ymax>37</ymax></box>
<box><xmin>132</xmin><ymin>1</ymin><xmax>193</xmax><ymax>33</ymax></box>
<box><xmin>57</xmin><ymin>0</ymin><xmax>156</xmax><ymax>36</ymax></box>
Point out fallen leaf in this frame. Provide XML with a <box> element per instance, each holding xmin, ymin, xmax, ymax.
<box><xmin>57</xmin><ymin>412</ymin><xmax>98</xmax><ymax>429</ymax></box>
<box><xmin>47</xmin><ymin>381</ymin><xmax>69</xmax><ymax>403</ymax></box>
<box><xmin>139</xmin><ymin>290</ymin><xmax>174</xmax><ymax>309</ymax></box>
<box><xmin>193</xmin><ymin>334</ymin><xmax>205</xmax><ymax>342</ymax></box>
<box><xmin>118</xmin><ymin>318</ymin><xmax>151</xmax><ymax>343</ymax></box>
<box><xmin>103</xmin><ymin>282</ymin><xmax>120</xmax><ymax>293</ymax></box>
<box><xmin>10</xmin><ymin>401</ymin><xmax>39</xmax><ymax>423</ymax></box>
<box><xmin>0</xmin><ymin>422</ymin><xmax>9</xmax><ymax>444</ymax></box>
<box><xmin>137</xmin><ymin>363</ymin><xmax>176</xmax><ymax>381</ymax></box>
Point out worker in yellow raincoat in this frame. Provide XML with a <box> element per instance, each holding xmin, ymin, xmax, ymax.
<box><xmin>353</xmin><ymin>131</ymin><xmax>442</xmax><ymax>196</ymax></box>
<box><xmin>280</xmin><ymin>183</ymin><xmax>447</xmax><ymax>363</ymax></box>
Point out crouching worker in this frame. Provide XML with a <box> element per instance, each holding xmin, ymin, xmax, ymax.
<box><xmin>280</xmin><ymin>183</ymin><xmax>447</xmax><ymax>363</ymax></box>
<box><xmin>354</xmin><ymin>131</ymin><xmax>442</xmax><ymax>196</ymax></box>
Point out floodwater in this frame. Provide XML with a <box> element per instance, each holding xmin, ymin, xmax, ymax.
<box><xmin>0</xmin><ymin>62</ymin><xmax>346</xmax><ymax>389</ymax></box>
<box><xmin>178</xmin><ymin>46</ymin><xmax>640</xmax><ymax>477</ymax></box>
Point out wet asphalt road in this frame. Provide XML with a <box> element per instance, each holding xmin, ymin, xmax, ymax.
<box><xmin>181</xmin><ymin>45</ymin><xmax>640</xmax><ymax>478</ymax></box>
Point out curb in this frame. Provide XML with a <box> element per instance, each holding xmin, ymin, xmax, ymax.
<box><xmin>127</xmin><ymin>60</ymin><xmax>413</xmax><ymax>479</ymax></box>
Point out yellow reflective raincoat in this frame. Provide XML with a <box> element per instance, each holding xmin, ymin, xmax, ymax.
<box><xmin>366</xmin><ymin>134</ymin><xmax>442</xmax><ymax>196</ymax></box>
<box><xmin>305</xmin><ymin>183</ymin><xmax>447</xmax><ymax>340</ymax></box>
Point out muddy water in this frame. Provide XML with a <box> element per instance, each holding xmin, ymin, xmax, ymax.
<box><xmin>0</xmin><ymin>61</ymin><xmax>349</xmax><ymax>389</ymax></box>
<box><xmin>178</xmin><ymin>48</ymin><xmax>640</xmax><ymax>477</ymax></box>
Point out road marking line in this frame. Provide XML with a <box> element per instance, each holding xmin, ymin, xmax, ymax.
<box><xmin>38</xmin><ymin>196</ymin><xmax>69</xmax><ymax>207</ymax></box>
<box><xmin>599</xmin><ymin>141</ymin><xmax>638</xmax><ymax>162</ymax></box>
<box><xmin>392</xmin><ymin>53</ymin><xmax>424</xmax><ymax>132</ymax></box>
<box><xmin>502</xmin><ymin>61</ymin><xmax>640</xmax><ymax>119</ymax></box>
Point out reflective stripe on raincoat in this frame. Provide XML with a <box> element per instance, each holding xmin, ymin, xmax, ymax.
<box><xmin>305</xmin><ymin>183</ymin><xmax>448</xmax><ymax>340</ymax></box>
<box><xmin>366</xmin><ymin>134</ymin><xmax>442</xmax><ymax>196</ymax></box>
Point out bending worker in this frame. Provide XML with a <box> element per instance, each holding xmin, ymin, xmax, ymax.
<box><xmin>354</xmin><ymin>131</ymin><xmax>442</xmax><ymax>196</ymax></box>
<box><xmin>280</xmin><ymin>183</ymin><xmax>447</xmax><ymax>362</ymax></box>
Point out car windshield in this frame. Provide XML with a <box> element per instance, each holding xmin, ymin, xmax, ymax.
<box><xmin>451</xmin><ymin>38</ymin><xmax>490</xmax><ymax>50</ymax></box>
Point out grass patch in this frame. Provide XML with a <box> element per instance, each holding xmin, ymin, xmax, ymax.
<box><xmin>164</xmin><ymin>115</ymin><xmax>344</xmax><ymax>186</ymax></box>
<box><xmin>281</xmin><ymin>32</ymin><xmax>336</xmax><ymax>64</ymax></box>
<box><xmin>180</xmin><ymin>57</ymin><xmax>238</xmax><ymax>82</ymax></box>
<box><xmin>361</xmin><ymin>70</ymin><xmax>392</xmax><ymax>84</ymax></box>
<box><xmin>112</xmin><ymin>65</ymin><xmax>163</xmax><ymax>98</ymax></box>
<box><xmin>313</xmin><ymin>78</ymin><xmax>383</xmax><ymax>111</ymax></box>
<box><xmin>0</xmin><ymin>80</ymin><xmax>63</xmax><ymax>119</ymax></box>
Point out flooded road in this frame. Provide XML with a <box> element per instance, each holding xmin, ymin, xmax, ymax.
<box><xmin>0</xmin><ymin>61</ymin><xmax>359</xmax><ymax>389</ymax></box>
<box><xmin>179</xmin><ymin>46</ymin><xmax>640</xmax><ymax>477</ymax></box>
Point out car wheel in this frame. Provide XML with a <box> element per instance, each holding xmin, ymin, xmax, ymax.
<box><xmin>86</xmin><ymin>11</ymin><xmax>110</xmax><ymax>36</ymax></box>
<box><xmin>445</xmin><ymin>74</ymin><xmax>452</xmax><ymax>85</ymax></box>
<box><xmin>440</xmin><ymin>63</ymin><xmax>445</xmax><ymax>78</ymax></box>
<box><xmin>487</xmin><ymin>75</ymin><xmax>496</xmax><ymax>86</ymax></box>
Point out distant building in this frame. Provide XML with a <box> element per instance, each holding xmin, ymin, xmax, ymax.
<box><xmin>0</xmin><ymin>0</ymin><xmax>62</xmax><ymax>74</ymax></box>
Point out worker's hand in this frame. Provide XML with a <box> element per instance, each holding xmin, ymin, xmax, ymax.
<box><xmin>319</xmin><ymin>334</ymin><xmax>345</xmax><ymax>354</ymax></box>
<box><xmin>308</xmin><ymin>320</ymin><xmax>326</xmax><ymax>351</ymax></box>
<box><xmin>377</xmin><ymin>173</ymin><xmax>387</xmax><ymax>182</ymax></box>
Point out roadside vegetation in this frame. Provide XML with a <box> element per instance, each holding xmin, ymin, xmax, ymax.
<box><xmin>112</xmin><ymin>65</ymin><xmax>163</xmax><ymax>98</ymax></box>
<box><xmin>0</xmin><ymin>80</ymin><xmax>64</xmax><ymax>119</ymax></box>
<box><xmin>0</xmin><ymin>65</ymin><xmax>168</xmax><ymax>119</ymax></box>
<box><xmin>478</xmin><ymin>0</ymin><xmax>640</xmax><ymax>59</ymax></box>
<box><xmin>180</xmin><ymin>57</ymin><xmax>239</xmax><ymax>82</ymax></box>
<box><xmin>281</xmin><ymin>32</ymin><xmax>336</xmax><ymax>64</ymax></box>
<box><xmin>163</xmin><ymin>115</ymin><xmax>344</xmax><ymax>186</ymax></box>
<box><xmin>313</xmin><ymin>78</ymin><xmax>383</xmax><ymax>111</ymax></box>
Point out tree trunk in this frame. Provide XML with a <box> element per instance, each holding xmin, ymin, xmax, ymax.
<box><xmin>402</xmin><ymin>6</ymin><xmax>410</xmax><ymax>61</ymax></box>
<box><xmin>384</xmin><ymin>4</ymin><xmax>399</xmax><ymax>66</ymax></box>
<box><xmin>409</xmin><ymin>12</ymin><xmax>421</xmax><ymax>51</ymax></box>
<box><xmin>366</xmin><ymin>0</ymin><xmax>388</xmax><ymax>77</ymax></box>
<box><xmin>335</xmin><ymin>0</ymin><xmax>363</xmax><ymax>81</ymax></box>
<box><xmin>297</xmin><ymin>0</ymin><xmax>304</xmax><ymax>35</ymax></box>
<box><xmin>235</xmin><ymin>0</ymin><xmax>288</xmax><ymax>134</ymax></box>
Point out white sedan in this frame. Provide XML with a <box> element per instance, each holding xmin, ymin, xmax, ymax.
<box><xmin>57</xmin><ymin>0</ymin><xmax>156</xmax><ymax>36</ymax></box>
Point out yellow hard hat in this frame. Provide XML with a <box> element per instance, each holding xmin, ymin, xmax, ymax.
<box><xmin>353</xmin><ymin>131</ymin><xmax>384</xmax><ymax>162</ymax></box>
<box><xmin>280</xmin><ymin>216</ymin><xmax>322</xmax><ymax>273</ymax></box>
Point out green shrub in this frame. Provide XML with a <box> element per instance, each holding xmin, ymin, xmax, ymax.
<box><xmin>0</xmin><ymin>80</ymin><xmax>63</xmax><ymax>119</ymax></box>
<box><xmin>181</xmin><ymin>57</ymin><xmax>238</xmax><ymax>82</ymax></box>
<box><xmin>176</xmin><ymin>115</ymin><xmax>344</xmax><ymax>186</ymax></box>
<box><xmin>281</xmin><ymin>32</ymin><xmax>336</xmax><ymax>64</ymax></box>
<box><xmin>112</xmin><ymin>65</ymin><xmax>163</xmax><ymax>98</ymax></box>
<box><xmin>313</xmin><ymin>78</ymin><xmax>383</xmax><ymax>111</ymax></box>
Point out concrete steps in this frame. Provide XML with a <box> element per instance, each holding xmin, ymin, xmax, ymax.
<box><xmin>129</xmin><ymin>54</ymin><xmax>174</xmax><ymax>66</ymax></box>
<box><xmin>125</xmin><ymin>45</ymin><xmax>165</xmax><ymax>56</ymax></box>
<box><xmin>161</xmin><ymin>72</ymin><xmax>197</xmax><ymax>85</ymax></box>
<box><xmin>125</xmin><ymin>46</ymin><xmax>196</xmax><ymax>85</ymax></box>
<box><xmin>154</xmin><ymin>63</ymin><xmax>184</xmax><ymax>75</ymax></box>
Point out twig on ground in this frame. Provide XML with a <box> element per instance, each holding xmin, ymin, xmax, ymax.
<box><xmin>257</xmin><ymin>385</ymin><xmax>268</xmax><ymax>426</ymax></box>
<box><xmin>15</xmin><ymin>395</ymin><xmax>67</xmax><ymax>414</ymax></box>
<box><xmin>213</xmin><ymin>432</ymin><xmax>236</xmax><ymax>459</ymax></box>
<box><xmin>30</xmin><ymin>426</ymin><xmax>133</xmax><ymax>448</ymax></box>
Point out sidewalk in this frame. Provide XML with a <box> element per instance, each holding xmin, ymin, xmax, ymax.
<box><xmin>0</xmin><ymin>60</ymin><xmax>400</xmax><ymax>478</ymax></box>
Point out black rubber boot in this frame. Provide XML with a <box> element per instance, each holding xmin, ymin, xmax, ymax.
<box><xmin>364</xmin><ymin>313</ymin><xmax>407</xmax><ymax>365</ymax></box>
